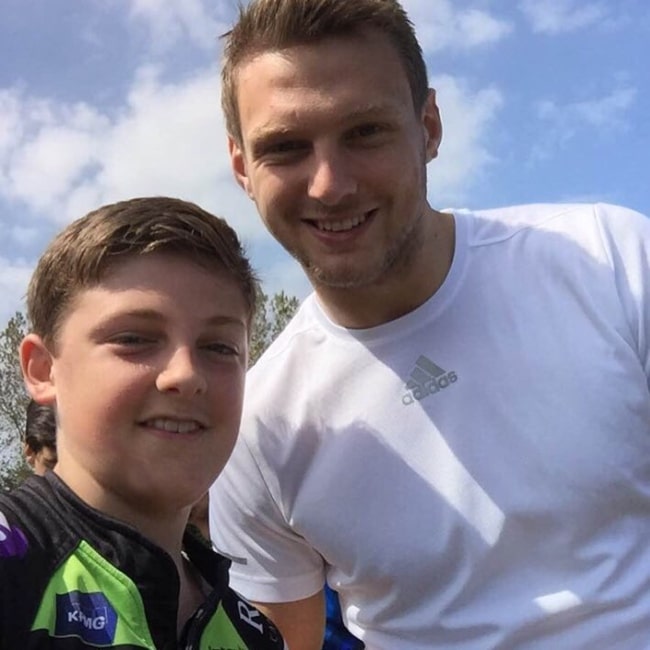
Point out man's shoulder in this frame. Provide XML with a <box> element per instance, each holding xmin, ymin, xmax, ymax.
<box><xmin>457</xmin><ymin>202</ymin><xmax>590</xmax><ymax>230</ymax></box>
<box><xmin>454</xmin><ymin>202</ymin><xmax>648</xmax><ymax>247</ymax></box>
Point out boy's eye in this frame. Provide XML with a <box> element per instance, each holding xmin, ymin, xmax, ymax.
<box><xmin>203</xmin><ymin>341</ymin><xmax>240</xmax><ymax>357</ymax></box>
<box><xmin>109</xmin><ymin>333</ymin><xmax>153</xmax><ymax>346</ymax></box>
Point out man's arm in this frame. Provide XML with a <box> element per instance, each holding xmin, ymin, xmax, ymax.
<box><xmin>253</xmin><ymin>590</ymin><xmax>326</xmax><ymax>650</ymax></box>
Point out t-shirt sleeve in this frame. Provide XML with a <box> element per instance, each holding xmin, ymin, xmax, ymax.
<box><xmin>594</xmin><ymin>203</ymin><xmax>650</xmax><ymax>386</ymax></box>
<box><xmin>209</xmin><ymin>434</ymin><xmax>325</xmax><ymax>604</ymax></box>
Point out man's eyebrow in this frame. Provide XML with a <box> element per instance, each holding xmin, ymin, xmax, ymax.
<box><xmin>344</xmin><ymin>103</ymin><xmax>399</xmax><ymax>121</ymax></box>
<box><xmin>247</xmin><ymin>125</ymin><xmax>298</xmax><ymax>154</ymax></box>
<box><xmin>249</xmin><ymin>104</ymin><xmax>399</xmax><ymax>143</ymax></box>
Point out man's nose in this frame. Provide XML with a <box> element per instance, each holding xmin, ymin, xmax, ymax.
<box><xmin>307</xmin><ymin>147</ymin><xmax>357</xmax><ymax>206</ymax></box>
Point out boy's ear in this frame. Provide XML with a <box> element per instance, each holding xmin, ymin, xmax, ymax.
<box><xmin>20</xmin><ymin>334</ymin><xmax>56</xmax><ymax>405</ymax></box>
<box><xmin>228</xmin><ymin>135</ymin><xmax>254</xmax><ymax>199</ymax></box>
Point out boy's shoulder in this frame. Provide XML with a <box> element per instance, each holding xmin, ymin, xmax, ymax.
<box><xmin>1</xmin><ymin>474</ymin><xmax>79</xmax><ymax>555</ymax></box>
<box><xmin>0</xmin><ymin>476</ymin><xmax>73</xmax><ymax>648</ymax></box>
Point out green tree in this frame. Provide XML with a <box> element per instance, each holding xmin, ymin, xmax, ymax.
<box><xmin>249</xmin><ymin>289</ymin><xmax>301</xmax><ymax>366</ymax></box>
<box><xmin>0</xmin><ymin>311</ymin><xmax>30</xmax><ymax>490</ymax></box>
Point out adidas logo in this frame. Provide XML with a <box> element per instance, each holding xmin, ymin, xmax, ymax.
<box><xmin>402</xmin><ymin>355</ymin><xmax>458</xmax><ymax>405</ymax></box>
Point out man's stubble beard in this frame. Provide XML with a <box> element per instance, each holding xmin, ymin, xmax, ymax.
<box><xmin>295</xmin><ymin>206</ymin><xmax>427</xmax><ymax>291</ymax></box>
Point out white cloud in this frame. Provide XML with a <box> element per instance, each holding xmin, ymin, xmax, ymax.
<box><xmin>519</xmin><ymin>0</ymin><xmax>609</xmax><ymax>34</ymax></box>
<box><xmin>404</xmin><ymin>0</ymin><xmax>513</xmax><ymax>52</ymax></box>
<box><xmin>8</xmin><ymin>226</ymin><xmax>41</xmax><ymax>249</ymax></box>
<box><xmin>0</xmin><ymin>65</ymin><xmax>258</xmax><ymax>233</ymax></box>
<box><xmin>8</xmin><ymin>107</ymin><xmax>108</xmax><ymax>217</ymax></box>
<box><xmin>533</xmin><ymin>86</ymin><xmax>637</xmax><ymax>159</ymax></box>
<box><xmin>0</xmin><ymin>90</ymin><xmax>23</xmax><ymax>160</ymax></box>
<box><xmin>428</xmin><ymin>75</ymin><xmax>504</xmax><ymax>205</ymax></box>
<box><xmin>125</xmin><ymin>0</ymin><xmax>229</xmax><ymax>53</ymax></box>
<box><xmin>0</xmin><ymin>257</ymin><xmax>30</xmax><ymax>325</ymax></box>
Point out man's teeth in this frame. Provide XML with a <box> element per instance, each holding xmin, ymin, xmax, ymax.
<box><xmin>316</xmin><ymin>213</ymin><xmax>367</xmax><ymax>232</ymax></box>
<box><xmin>148</xmin><ymin>418</ymin><xmax>201</xmax><ymax>433</ymax></box>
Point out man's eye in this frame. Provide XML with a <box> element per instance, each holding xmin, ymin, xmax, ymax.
<box><xmin>259</xmin><ymin>140</ymin><xmax>308</xmax><ymax>159</ymax></box>
<box><xmin>349</xmin><ymin>123</ymin><xmax>388</xmax><ymax>140</ymax></box>
<box><xmin>272</xmin><ymin>141</ymin><xmax>302</xmax><ymax>152</ymax></box>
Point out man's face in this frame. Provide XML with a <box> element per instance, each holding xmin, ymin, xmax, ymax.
<box><xmin>32</xmin><ymin>253</ymin><xmax>249</xmax><ymax>519</ymax></box>
<box><xmin>229</xmin><ymin>29</ymin><xmax>441</xmax><ymax>291</ymax></box>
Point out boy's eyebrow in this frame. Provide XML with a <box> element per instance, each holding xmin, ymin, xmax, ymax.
<box><xmin>95</xmin><ymin>309</ymin><xmax>247</xmax><ymax>330</ymax></box>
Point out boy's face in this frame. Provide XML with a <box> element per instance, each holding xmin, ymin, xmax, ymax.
<box><xmin>24</xmin><ymin>252</ymin><xmax>248</xmax><ymax>519</ymax></box>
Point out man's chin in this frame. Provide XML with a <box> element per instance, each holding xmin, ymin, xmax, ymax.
<box><xmin>306</xmin><ymin>264</ymin><xmax>374</xmax><ymax>290</ymax></box>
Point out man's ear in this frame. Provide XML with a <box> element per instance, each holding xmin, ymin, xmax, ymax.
<box><xmin>23</xmin><ymin>443</ymin><xmax>36</xmax><ymax>468</ymax></box>
<box><xmin>422</xmin><ymin>88</ymin><xmax>443</xmax><ymax>162</ymax></box>
<box><xmin>228</xmin><ymin>135</ymin><xmax>254</xmax><ymax>199</ymax></box>
<box><xmin>20</xmin><ymin>334</ymin><xmax>56</xmax><ymax>405</ymax></box>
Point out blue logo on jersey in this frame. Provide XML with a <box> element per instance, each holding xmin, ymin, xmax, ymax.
<box><xmin>55</xmin><ymin>591</ymin><xmax>118</xmax><ymax>645</ymax></box>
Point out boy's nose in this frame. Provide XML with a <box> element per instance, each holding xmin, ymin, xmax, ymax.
<box><xmin>156</xmin><ymin>347</ymin><xmax>207</xmax><ymax>396</ymax></box>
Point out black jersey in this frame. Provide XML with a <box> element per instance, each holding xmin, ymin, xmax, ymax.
<box><xmin>0</xmin><ymin>473</ymin><xmax>285</xmax><ymax>649</ymax></box>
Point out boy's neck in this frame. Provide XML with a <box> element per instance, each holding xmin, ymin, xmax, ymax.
<box><xmin>54</xmin><ymin>466</ymin><xmax>190</xmax><ymax>557</ymax></box>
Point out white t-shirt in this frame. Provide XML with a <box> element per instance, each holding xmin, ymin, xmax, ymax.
<box><xmin>210</xmin><ymin>203</ymin><xmax>650</xmax><ymax>649</ymax></box>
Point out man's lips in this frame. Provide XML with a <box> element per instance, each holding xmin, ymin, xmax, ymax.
<box><xmin>307</xmin><ymin>209</ymin><xmax>375</xmax><ymax>233</ymax></box>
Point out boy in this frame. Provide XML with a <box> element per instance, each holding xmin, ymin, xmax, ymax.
<box><xmin>0</xmin><ymin>197</ymin><xmax>285</xmax><ymax>649</ymax></box>
<box><xmin>23</xmin><ymin>399</ymin><xmax>57</xmax><ymax>476</ymax></box>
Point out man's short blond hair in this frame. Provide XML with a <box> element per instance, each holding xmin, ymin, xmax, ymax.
<box><xmin>221</xmin><ymin>0</ymin><xmax>428</xmax><ymax>145</ymax></box>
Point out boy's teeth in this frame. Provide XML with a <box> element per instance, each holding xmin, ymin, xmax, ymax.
<box><xmin>317</xmin><ymin>213</ymin><xmax>367</xmax><ymax>232</ymax></box>
<box><xmin>150</xmin><ymin>418</ymin><xmax>199</xmax><ymax>433</ymax></box>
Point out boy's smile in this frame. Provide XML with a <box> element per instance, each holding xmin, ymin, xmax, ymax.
<box><xmin>33</xmin><ymin>252</ymin><xmax>248</xmax><ymax>522</ymax></box>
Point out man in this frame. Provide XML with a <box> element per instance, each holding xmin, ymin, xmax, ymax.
<box><xmin>209</xmin><ymin>1</ymin><xmax>650</xmax><ymax>648</ymax></box>
<box><xmin>23</xmin><ymin>399</ymin><xmax>57</xmax><ymax>476</ymax></box>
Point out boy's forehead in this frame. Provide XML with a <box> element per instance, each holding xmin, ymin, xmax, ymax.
<box><xmin>57</xmin><ymin>253</ymin><xmax>249</xmax><ymax>327</ymax></box>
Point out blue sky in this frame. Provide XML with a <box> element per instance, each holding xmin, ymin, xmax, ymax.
<box><xmin>0</xmin><ymin>0</ymin><xmax>648</xmax><ymax>326</ymax></box>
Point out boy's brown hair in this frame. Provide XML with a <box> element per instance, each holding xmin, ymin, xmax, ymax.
<box><xmin>221</xmin><ymin>0</ymin><xmax>429</xmax><ymax>145</ymax></box>
<box><xmin>27</xmin><ymin>196</ymin><xmax>258</xmax><ymax>349</ymax></box>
